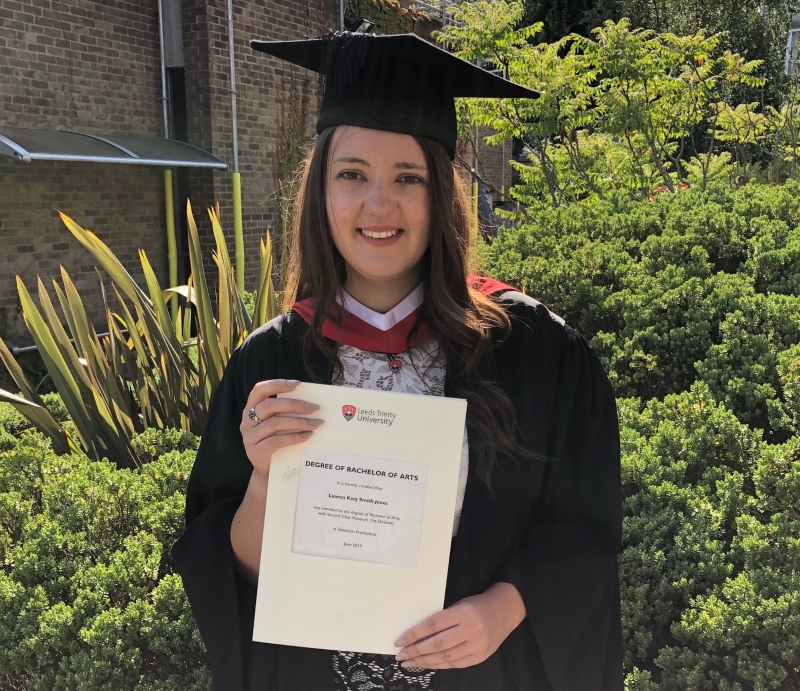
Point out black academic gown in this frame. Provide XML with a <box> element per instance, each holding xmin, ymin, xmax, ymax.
<box><xmin>171</xmin><ymin>291</ymin><xmax>623</xmax><ymax>691</ymax></box>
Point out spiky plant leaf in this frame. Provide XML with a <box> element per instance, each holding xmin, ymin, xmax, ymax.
<box><xmin>0</xmin><ymin>387</ymin><xmax>74</xmax><ymax>455</ymax></box>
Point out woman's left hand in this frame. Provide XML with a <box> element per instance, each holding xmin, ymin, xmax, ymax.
<box><xmin>393</xmin><ymin>582</ymin><xmax>526</xmax><ymax>670</ymax></box>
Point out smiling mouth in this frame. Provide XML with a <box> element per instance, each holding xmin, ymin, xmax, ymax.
<box><xmin>359</xmin><ymin>228</ymin><xmax>403</xmax><ymax>239</ymax></box>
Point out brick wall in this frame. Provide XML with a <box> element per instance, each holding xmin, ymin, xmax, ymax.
<box><xmin>185</xmin><ymin>0</ymin><xmax>334</xmax><ymax>290</ymax></box>
<box><xmin>0</xmin><ymin>0</ymin><xmax>337</xmax><ymax>343</ymax></box>
<box><xmin>474</xmin><ymin>126</ymin><xmax>514</xmax><ymax>205</ymax></box>
<box><xmin>0</xmin><ymin>161</ymin><xmax>167</xmax><ymax>340</ymax></box>
<box><xmin>0</xmin><ymin>0</ymin><xmax>165</xmax><ymax>342</ymax></box>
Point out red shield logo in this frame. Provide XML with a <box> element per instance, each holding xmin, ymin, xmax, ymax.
<box><xmin>388</xmin><ymin>359</ymin><xmax>402</xmax><ymax>374</ymax></box>
<box><xmin>342</xmin><ymin>405</ymin><xmax>356</xmax><ymax>421</ymax></box>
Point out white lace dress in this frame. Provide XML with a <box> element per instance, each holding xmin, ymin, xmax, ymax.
<box><xmin>330</xmin><ymin>339</ymin><xmax>470</xmax><ymax>691</ymax></box>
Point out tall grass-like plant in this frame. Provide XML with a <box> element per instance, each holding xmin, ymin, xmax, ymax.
<box><xmin>0</xmin><ymin>203</ymin><xmax>278</xmax><ymax>468</ymax></box>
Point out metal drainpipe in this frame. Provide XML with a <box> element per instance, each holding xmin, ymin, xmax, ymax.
<box><xmin>473</xmin><ymin>56</ymin><xmax>481</xmax><ymax>236</ymax></box>
<box><xmin>157</xmin><ymin>0</ymin><xmax>178</xmax><ymax>321</ymax></box>
<box><xmin>227</xmin><ymin>0</ymin><xmax>244</xmax><ymax>292</ymax></box>
<box><xmin>501</xmin><ymin>139</ymin><xmax>506</xmax><ymax>203</ymax></box>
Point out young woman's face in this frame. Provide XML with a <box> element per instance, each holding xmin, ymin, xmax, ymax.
<box><xmin>325</xmin><ymin>126</ymin><xmax>431</xmax><ymax>295</ymax></box>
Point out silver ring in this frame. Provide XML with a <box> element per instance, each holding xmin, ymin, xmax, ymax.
<box><xmin>248</xmin><ymin>407</ymin><xmax>262</xmax><ymax>423</ymax></box>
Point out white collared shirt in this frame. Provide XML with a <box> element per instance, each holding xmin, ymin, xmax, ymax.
<box><xmin>335</xmin><ymin>283</ymin><xmax>425</xmax><ymax>331</ymax></box>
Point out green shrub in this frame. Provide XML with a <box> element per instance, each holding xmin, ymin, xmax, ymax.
<box><xmin>651</xmin><ymin>438</ymin><xmax>800</xmax><ymax>690</ymax></box>
<box><xmin>0</xmin><ymin>206</ymin><xmax>277</xmax><ymax>468</ymax></box>
<box><xmin>619</xmin><ymin>386</ymin><xmax>799</xmax><ymax>689</ymax></box>
<box><xmin>696</xmin><ymin>294</ymin><xmax>800</xmax><ymax>441</ymax></box>
<box><xmin>746</xmin><ymin>221</ymin><xmax>800</xmax><ymax>296</ymax></box>
<box><xmin>0</xmin><ymin>429</ymin><xmax>209</xmax><ymax>690</ymax></box>
<box><xmin>484</xmin><ymin>181</ymin><xmax>800</xmax><ymax>439</ymax></box>
<box><xmin>241</xmin><ymin>290</ymin><xmax>256</xmax><ymax>320</ymax></box>
<box><xmin>485</xmin><ymin>180</ymin><xmax>800</xmax><ymax>689</ymax></box>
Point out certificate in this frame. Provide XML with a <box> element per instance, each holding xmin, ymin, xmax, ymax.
<box><xmin>253</xmin><ymin>382</ymin><xmax>467</xmax><ymax>654</ymax></box>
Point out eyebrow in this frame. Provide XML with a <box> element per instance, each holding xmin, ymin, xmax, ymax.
<box><xmin>332</xmin><ymin>156</ymin><xmax>427</xmax><ymax>171</ymax></box>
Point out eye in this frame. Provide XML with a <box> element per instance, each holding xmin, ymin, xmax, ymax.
<box><xmin>398</xmin><ymin>174</ymin><xmax>425</xmax><ymax>184</ymax></box>
<box><xmin>337</xmin><ymin>170</ymin><xmax>363</xmax><ymax>181</ymax></box>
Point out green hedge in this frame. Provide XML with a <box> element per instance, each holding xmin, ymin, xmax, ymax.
<box><xmin>485</xmin><ymin>180</ymin><xmax>800</xmax><ymax>443</ymax></box>
<box><xmin>619</xmin><ymin>385</ymin><xmax>799</xmax><ymax>689</ymax></box>
<box><xmin>485</xmin><ymin>179</ymin><xmax>800</xmax><ymax>688</ymax></box>
<box><xmin>0</xmin><ymin>424</ymin><xmax>209</xmax><ymax>690</ymax></box>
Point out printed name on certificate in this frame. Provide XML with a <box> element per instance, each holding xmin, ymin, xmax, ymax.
<box><xmin>292</xmin><ymin>451</ymin><xmax>429</xmax><ymax>567</ymax></box>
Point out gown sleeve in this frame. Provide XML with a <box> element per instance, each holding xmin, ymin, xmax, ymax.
<box><xmin>170</xmin><ymin>340</ymin><xmax>264</xmax><ymax>691</ymax></box>
<box><xmin>497</xmin><ymin>321</ymin><xmax>623</xmax><ymax>691</ymax></box>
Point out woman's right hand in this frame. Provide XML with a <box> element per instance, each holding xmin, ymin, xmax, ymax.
<box><xmin>239</xmin><ymin>379</ymin><xmax>323</xmax><ymax>477</ymax></box>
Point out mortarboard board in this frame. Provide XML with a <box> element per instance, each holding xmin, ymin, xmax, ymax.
<box><xmin>250</xmin><ymin>32</ymin><xmax>539</xmax><ymax>160</ymax></box>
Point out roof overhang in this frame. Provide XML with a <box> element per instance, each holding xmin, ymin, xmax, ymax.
<box><xmin>0</xmin><ymin>126</ymin><xmax>228</xmax><ymax>170</ymax></box>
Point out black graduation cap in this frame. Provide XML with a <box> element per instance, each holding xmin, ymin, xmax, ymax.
<box><xmin>250</xmin><ymin>32</ymin><xmax>539</xmax><ymax>160</ymax></box>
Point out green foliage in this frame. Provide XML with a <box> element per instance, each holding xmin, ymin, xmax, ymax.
<box><xmin>696</xmin><ymin>294</ymin><xmax>800</xmax><ymax>437</ymax></box>
<box><xmin>521</xmin><ymin>0</ymin><xmax>609</xmax><ymax>42</ymax></box>
<box><xmin>606</xmin><ymin>0</ymin><xmax>790</xmax><ymax>105</ymax></box>
<box><xmin>241</xmin><ymin>290</ymin><xmax>256</xmax><ymax>320</ymax></box>
<box><xmin>524</xmin><ymin>0</ymin><xmax>791</xmax><ymax>99</ymax></box>
<box><xmin>0</xmin><ymin>429</ymin><xmax>209</xmax><ymax>690</ymax></box>
<box><xmin>0</xmin><ymin>349</ymin><xmax>53</xmax><ymax>397</ymax></box>
<box><xmin>0</xmin><ymin>204</ymin><xmax>277</xmax><ymax>468</ymax></box>
<box><xmin>619</xmin><ymin>386</ymin><xmax>756</xmax><ymax>672</ymax></box>
<box><xmin>0</xmin><ymin>393</ymin><xmax>68</xmax><ymax>437</ymax></box>
<box><xmin>486</xmin><ymin>178</ymin><xmax>800</xmax><ymax>688</ymax></box>
<box><xmin>619</xmin><ymin>386</ymin><xmax>799</xmax><ymax>688</ymax></box>
<box><xmin>436</xmin><ymin>1</ymin><xmax>798</xmax><ymax>210</ymax></box>
<box><xmin>485</xmin><ymin>180</ymin><xmax>800</xmax><ymax>444</ymax></box>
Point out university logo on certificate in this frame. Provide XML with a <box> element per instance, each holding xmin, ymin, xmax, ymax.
<box><xmin>253</xmin><ymin>383</ymin><xmax>467</xmax><ymax>654</ymax></box>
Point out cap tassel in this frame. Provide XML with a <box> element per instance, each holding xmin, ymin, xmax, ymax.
<box><xmin>318</xmin><ymin>31</ymin><xmax>372</xmax><ymax>93</ymax></box>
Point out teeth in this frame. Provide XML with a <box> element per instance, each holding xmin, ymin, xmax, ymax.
<box><xmin>360</xmin><ymin>228</ymin><xmax>400</xmax><ymax>239</ymax></box>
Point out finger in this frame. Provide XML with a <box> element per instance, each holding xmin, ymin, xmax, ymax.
<box><xmin>412</xmin><ymin>652</ymin><xmax>482</xmax><ymax>671</ymax></box>
<box><xmin>245</xmin><ymin>379</ymin><xmax>301</xmax><ymax>410</ymax></box>
<box><xmin>242</xmin><ymin>401</ymin><xmax>321</xmax><ymax>434</ymax></box>
<box><xmin>244</xmin><ymin>396</ymin><xmax>320</xmax><ymax>423</ymax></box>
<box><xmin>247</xmin><ymin>430</ymin><xmax>314</xmax><ymax>471</ymax></box>
<box><xmin>245</xmin><ymin>415</ymin><xmax>324</xmax><ymax>442</ymax></box>
<box><xmin>397</xmin><ymin>625</ymin><xmax>467</xmax><ymax>662</ymax></box>
<box><xmin>395</xmin><ymin>610</ymin><xmax>459</xmax><ymax>648</ymax></box>
<box><xmin>401</xmin><ymin>641</ymin><xmax>473</xmax><ymax>670</ymax></box>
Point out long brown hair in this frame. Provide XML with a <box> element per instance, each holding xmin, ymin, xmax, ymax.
<box><xmin>283</xmin><ymin>126</ymin><xmax>529</xmax><ymax>485</ymax></box>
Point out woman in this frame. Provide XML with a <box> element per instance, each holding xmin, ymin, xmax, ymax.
<box><xmin>172</xmin><ymin>32</ymin><xmax>622</xmax><ymax>691</ymax></box>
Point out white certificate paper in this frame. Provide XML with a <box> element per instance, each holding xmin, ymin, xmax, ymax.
<box><xmin>292</xmin><ymin>452</ymin><xmax>429</xmax><ymax>567</ymax></box>
<box><xmin>253</xmin><ymin>383</ymin><xmax>467</xmax><ymax>654</ymax></box>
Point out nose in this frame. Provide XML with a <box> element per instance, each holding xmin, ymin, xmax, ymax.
<box><xmin>362</xmin><ymin>178</ymin><xmax>394</xmax><ymax>215</ymax></box>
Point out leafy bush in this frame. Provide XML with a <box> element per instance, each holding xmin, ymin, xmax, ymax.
<box><xmin>437</xmin><ymin>1</ymin><xmax>794</xmax><ymax>210</ymax></box>
<box><xmin>619</xmin><ymin>385</ymin><xmax>799</xmax><ymax>689</ymax></box>
<box><xmin>483</xmin><ymin>179</ymin><xmax>800</xmax><ymax>688</ymax></box>
<box><xmin>485</xmin><ymin>180</ymin><xmax>800</xmax><ymax>443</ymax></box>
<box><xmin>0</xmin><ymin>428</ymin><xmax>209</xmax><ymax>690</ymax></box>
<box><xmin>11</xmin><ymin>389</ymin><xmax>789</xmax><ymax>691</ymax></box>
